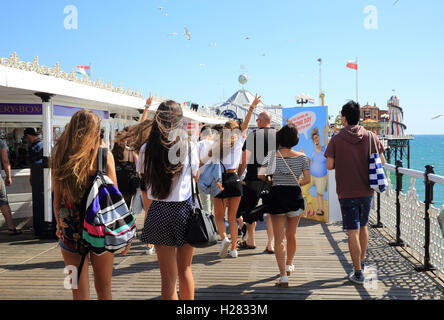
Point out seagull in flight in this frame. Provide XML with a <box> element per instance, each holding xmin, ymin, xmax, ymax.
<box><xmin>209</xmin><ymin>43</ymin><xmax>217</xmax><ymax>47</ymax></box>
<box><xmin>245</xmin><ymin>37</ymin><xmax>251</xmax><ymax>40</ymax></box>
<box><xmin>393</xmin><ymin>0</ymin><xmax>399</xmax><ymax>5</ymax></box>
<box><xmin>158</xmin><ymin>7</ymin><xmax>164</xmax><ymax>10</ymax></box>
<box><xmin>168</xmin><ymin>32</ymin><xmax>178</xmax><ymax>36</ymax></box>
<box><xmin>184</xmin><ymin>27</ymin><xmax>191</xmax><ymax>40</ymax></box>
<box><xmin>432</xmin><ymin>114</ymin><xmax>444</xmax><ymax>120</ymax></box>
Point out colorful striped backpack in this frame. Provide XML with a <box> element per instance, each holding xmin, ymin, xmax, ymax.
<box><xmin>82</xmin><ymin>148</ymin><xmax>136</xmax><ymax>253</ymax></box>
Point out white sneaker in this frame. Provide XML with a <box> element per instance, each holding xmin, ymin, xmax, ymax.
<box><xmin>145</xmin><ymin>246</ymin><xmax>155</xmax><ymax>255</ymax></box>
<box><xmin>286</xmin><ymin>264</ymin><xmax>295</xmax><ymax>276</ymax></box>
<box><xmin>219</xmin><ymin>238</ymin><xmax>231</xmax><ymax>258</ymax></box>
<box><xmin>228</xmin><ymin>249</ymin><xmax>238</xmax><ymax>258</ymax></box>
<box><xmin>276</xmin><ymin>275</ymin><xmax>289</xmax><ymax>288</ymax></box>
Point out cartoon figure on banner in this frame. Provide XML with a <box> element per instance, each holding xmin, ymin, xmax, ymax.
<box><xmin>301</xmin><ymin>125</ymin><xmax>328</xmax><ymax>217</ymax></box>
<box><xmin>283</xmin><ymin>106</ymin><xmax>329</xmax><ymax>222</ymax></box>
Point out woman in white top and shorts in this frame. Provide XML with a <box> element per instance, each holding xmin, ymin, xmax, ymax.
<box><xmin>137</xmin><ymin>100</ymin><xmax>200</xmax><ymax>300</ymax></box>
<box><xmin>259</xmin><ymin>124</ymin><xmax>311</xmax><ymax>287</ymax></box>
<box><xmin>202</xmin><ymin>95</ymin><xmax>261</xmax><ymax>259</ymax></box>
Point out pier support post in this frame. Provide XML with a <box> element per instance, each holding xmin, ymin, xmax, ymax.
<box><xmin>34</xmin><ymin>92</ymin><xmax>54</xmax><ymax>224</ymax></box>
<box><xmin>371</xmin><ymin>192</ymin><xmax>383</xmax><ymax>228</ymax></box>
<box><xmin>415</xmin><ymin>165</ymin><xmax>436</xmax><ymax>272</ymax></box>
<box><xmin>389</xmin><ymin>160</ymin><xmax>405</xmax><ymax>247</ymax></box>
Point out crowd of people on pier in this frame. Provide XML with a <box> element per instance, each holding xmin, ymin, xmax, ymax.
<box><xmin>0</xmin><ymin>94</ymin><xmax>386</xmax><ymax>300</ymax></box>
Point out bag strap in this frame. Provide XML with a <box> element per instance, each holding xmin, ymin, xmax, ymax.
<box><xmin>188</xmin><ymin>142</ymin><xmax>203</xmax><ymax>211</ymax></box>
<box><xmin>77</xmin><ymin>246</ymin><xmax>90</xmax><ymax>284</ymax></box>
<box><xmin>277</xmin><ymin>150</ymin><xmax>300</xmax><ymax>186</ymax></box>
<box><xmin>97</xmin><ymin>148</ymin><xmax>108</xmax><ymax>175</ymax></box>
<box><xmin>368</xmin><ymin>131</ymin><xmax>378</xmax><ymax>157</ymax></box>
<box><xmin>219</xmin><ymin>160</ymin><xmax>227</xmax><ymax>173</ymax></box>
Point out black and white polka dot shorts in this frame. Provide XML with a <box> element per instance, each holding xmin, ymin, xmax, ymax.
<box><xmin>141</xmin><ymin>197</ymin><xmax>193</xmax><ymax>247</ymax></box>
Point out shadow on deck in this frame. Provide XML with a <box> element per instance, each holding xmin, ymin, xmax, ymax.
<box><xmin>0</xmin><ymin>214</ymin><xmax>442</xmax><ymax>300</ymax></box>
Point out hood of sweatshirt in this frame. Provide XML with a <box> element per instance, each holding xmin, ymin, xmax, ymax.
<box><xmin>337</xmin><ymin>125</ymin><xmax>366</xmax><ymax>145</ymax></box>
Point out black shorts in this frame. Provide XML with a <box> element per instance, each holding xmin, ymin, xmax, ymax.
<box><xmin>215</xmin><ymin>172</ymin><xmax>243</xmax><ymax>199</ymax></box>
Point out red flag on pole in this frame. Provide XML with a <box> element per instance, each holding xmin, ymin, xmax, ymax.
<box><xmin>346</xmin><ymin>60</ymin><xmax>358</xmax><ymax>70</ymax></box>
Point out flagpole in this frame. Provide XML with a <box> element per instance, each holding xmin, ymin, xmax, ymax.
<box><xmin>356</xmin><ymin>57</ymin><xmax>358</xmax><ymax>103</ymax></box>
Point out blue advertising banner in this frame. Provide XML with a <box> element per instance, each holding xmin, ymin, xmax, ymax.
<box><xmin>283</xmin><ymin>106</ymin><xmax>329</xmax><ymax>222</ymax></box>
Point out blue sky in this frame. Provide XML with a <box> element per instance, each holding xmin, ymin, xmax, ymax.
<box><xmin>1</xmin><ymin>0</ymin><xmax>443</xmax><ymax>134</ymax></box>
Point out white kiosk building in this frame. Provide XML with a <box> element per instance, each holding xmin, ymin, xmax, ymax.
<box><xmin>0</xmin><ymin>52</ymin><xmax>226</xmax><ymax>229</ymax></box>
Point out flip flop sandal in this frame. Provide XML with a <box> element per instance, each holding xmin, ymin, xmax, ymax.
<box><xmin>237</xmin><ymin>241</ymin><xmax>256</xmax><ymax>250</ymax></box>
<box><xmin>8</xmin><ymin>229</ymin><xmax>23</xmax><ymax>236</ymax></box>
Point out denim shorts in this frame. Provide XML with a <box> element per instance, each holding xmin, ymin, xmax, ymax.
<box><xmin>59</xmin><ymin>240</ymin><xmax>77</xmax><ymax>254</ymax></box>
<box><xmin>276</xmin><ymin>208</ymin><xmax>305</xmax><ymax>218</ymax></box>
<box><xmin>339</xmin><ymin>196</ymin><xmax>373</xmax><ymax>231</ymax></box>
<box><xmin>0</xmin><ymin>176</ymin><xmax>8</xmax><ymax>206</ymax></box>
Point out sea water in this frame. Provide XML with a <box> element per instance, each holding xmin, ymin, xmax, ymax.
<box><xmin>388</xmin><ymin>135</ymin><xmax>444</xmax><ymax>208</ymax></box>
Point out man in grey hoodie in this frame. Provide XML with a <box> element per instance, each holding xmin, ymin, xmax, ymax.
<box><xmin>325</xmin><ymin>101</ymin><xmax>385</xmax><ymax>285</ymax></box>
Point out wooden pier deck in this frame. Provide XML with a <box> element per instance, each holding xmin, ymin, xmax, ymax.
<box><xmin>0</xmin><ymin>214</ymin><xmax>443</xmax><ymax>300</ymax></box>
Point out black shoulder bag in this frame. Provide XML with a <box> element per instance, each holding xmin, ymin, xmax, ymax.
<box><xmin>185</xmin><ymin>143</ymin><xmax>219</xmax><ymax>248</ymax></box>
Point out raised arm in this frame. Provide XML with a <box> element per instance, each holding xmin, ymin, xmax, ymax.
<box><xmin>140</xmin><ymin>95</ymin><xmax>153</xmax><ymax>123</ymax></box>
<box><xmin>323</xmin><ymin>124</ymin><xmax>328</xmax><ymax>146</ymax></box>
<box><xmin>241</xmin><ymin>94</ymin><xmax>262</xmax><ymax>134</ymax></box>
<box><xmin>1</xmin><ymin>148</ymin><xmax>11</xmax><ymax>186</ymax></box>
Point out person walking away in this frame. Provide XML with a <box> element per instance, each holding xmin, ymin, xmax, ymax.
<box><xmin>202</xmin><ymin>94</ymin><xmax>261</xmax><ymax>259</ymax></box>
<box><xmin>0</xmin><ymin>137</ymin><xmax>22</xmax><ymax>235</ymax></box>
<box><xmin>238</xmin><ymin>111</ymin><xmax>275</xmax><ymax>252</ymax></box>
<box><xmin>112</xmin><ymin>129</ymin><xmax>139</xmax><ymax>208</ymax></box>
<box><xmin>51</xmin><ymin>110</ymin><xmax>126</xmax><ymax>300</ymax></box>
<box><xmin>138</xmin><ymin>100</ymin><xmax>199</xmax><ymax>300</ymax></box>
<box><xmin>197</xmin><ymin>125</ymin><xmax>216</xmax><ymax>213</ymax></box>
<box><xmin>325</xmin><ymin>101</ymin><xmax>385</xmax><ymax>285</ymax></box>
<box><xmin>259</xmin><ymin>124</ymin><xmax>310</xmax><ymax>287</ymax></box>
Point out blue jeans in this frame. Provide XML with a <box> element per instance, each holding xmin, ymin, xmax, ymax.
<box><xmin>339</xmin><ymin>197</ymin><xmax>373</xmax><ymax>231</ymax></box>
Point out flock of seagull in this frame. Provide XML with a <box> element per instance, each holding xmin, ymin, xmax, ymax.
<box><xmin>159</xmin><ymin>7</ymin><xmax>266</xmax><ymax>57</ymax></box>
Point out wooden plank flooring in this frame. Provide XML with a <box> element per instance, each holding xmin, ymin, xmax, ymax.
<box><xmin>0</xmin><ymin>213</ymin><xmax>443</xmax><ymax>300</ymax></box>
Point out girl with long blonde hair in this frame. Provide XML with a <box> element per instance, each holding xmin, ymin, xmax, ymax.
<box><xmin>201</xmin><ymin>94</ymin><xmax>261</xmax><ymax>259</ymax></box>
<box><xmin>51</xmin><ymin>109</ymin><xmax>122</xmax><ymax>300</ymax></box>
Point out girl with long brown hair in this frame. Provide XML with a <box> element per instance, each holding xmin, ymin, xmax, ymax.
<box><xmin>51</xmin><ymin>109</ymin><xmax>124</xmax><ymax>300</ymax></box>
<box><xmin>137</xmin><ymin>100</ymin><xmax>200</xmax><ymax>300</ymax></box>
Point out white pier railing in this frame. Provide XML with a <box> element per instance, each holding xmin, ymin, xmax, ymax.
<box><xmin>370</xmin><ymin>162</ymin><xmax>444</xmax><ymax>278</ymax></box>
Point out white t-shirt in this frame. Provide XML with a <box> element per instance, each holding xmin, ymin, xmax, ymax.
<box><xmin>200</xmin><ymin>135</ymin><xmax>246</xmax><ymax>171</ymax></box>
<box><xmin>137</xmin><ymin>141</ymin><xmax>199</xmax><ymax>202</ymax></box>
<box><xmin>221</xmin><ymin>135</ymin><xmax>246</xmax><ymax>170</ymax></box>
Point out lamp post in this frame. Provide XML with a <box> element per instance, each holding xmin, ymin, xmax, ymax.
<box><xmin>317</xmin><ymin>58</ymin><xmax>325</xmax><ymax>106</ymax></box>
